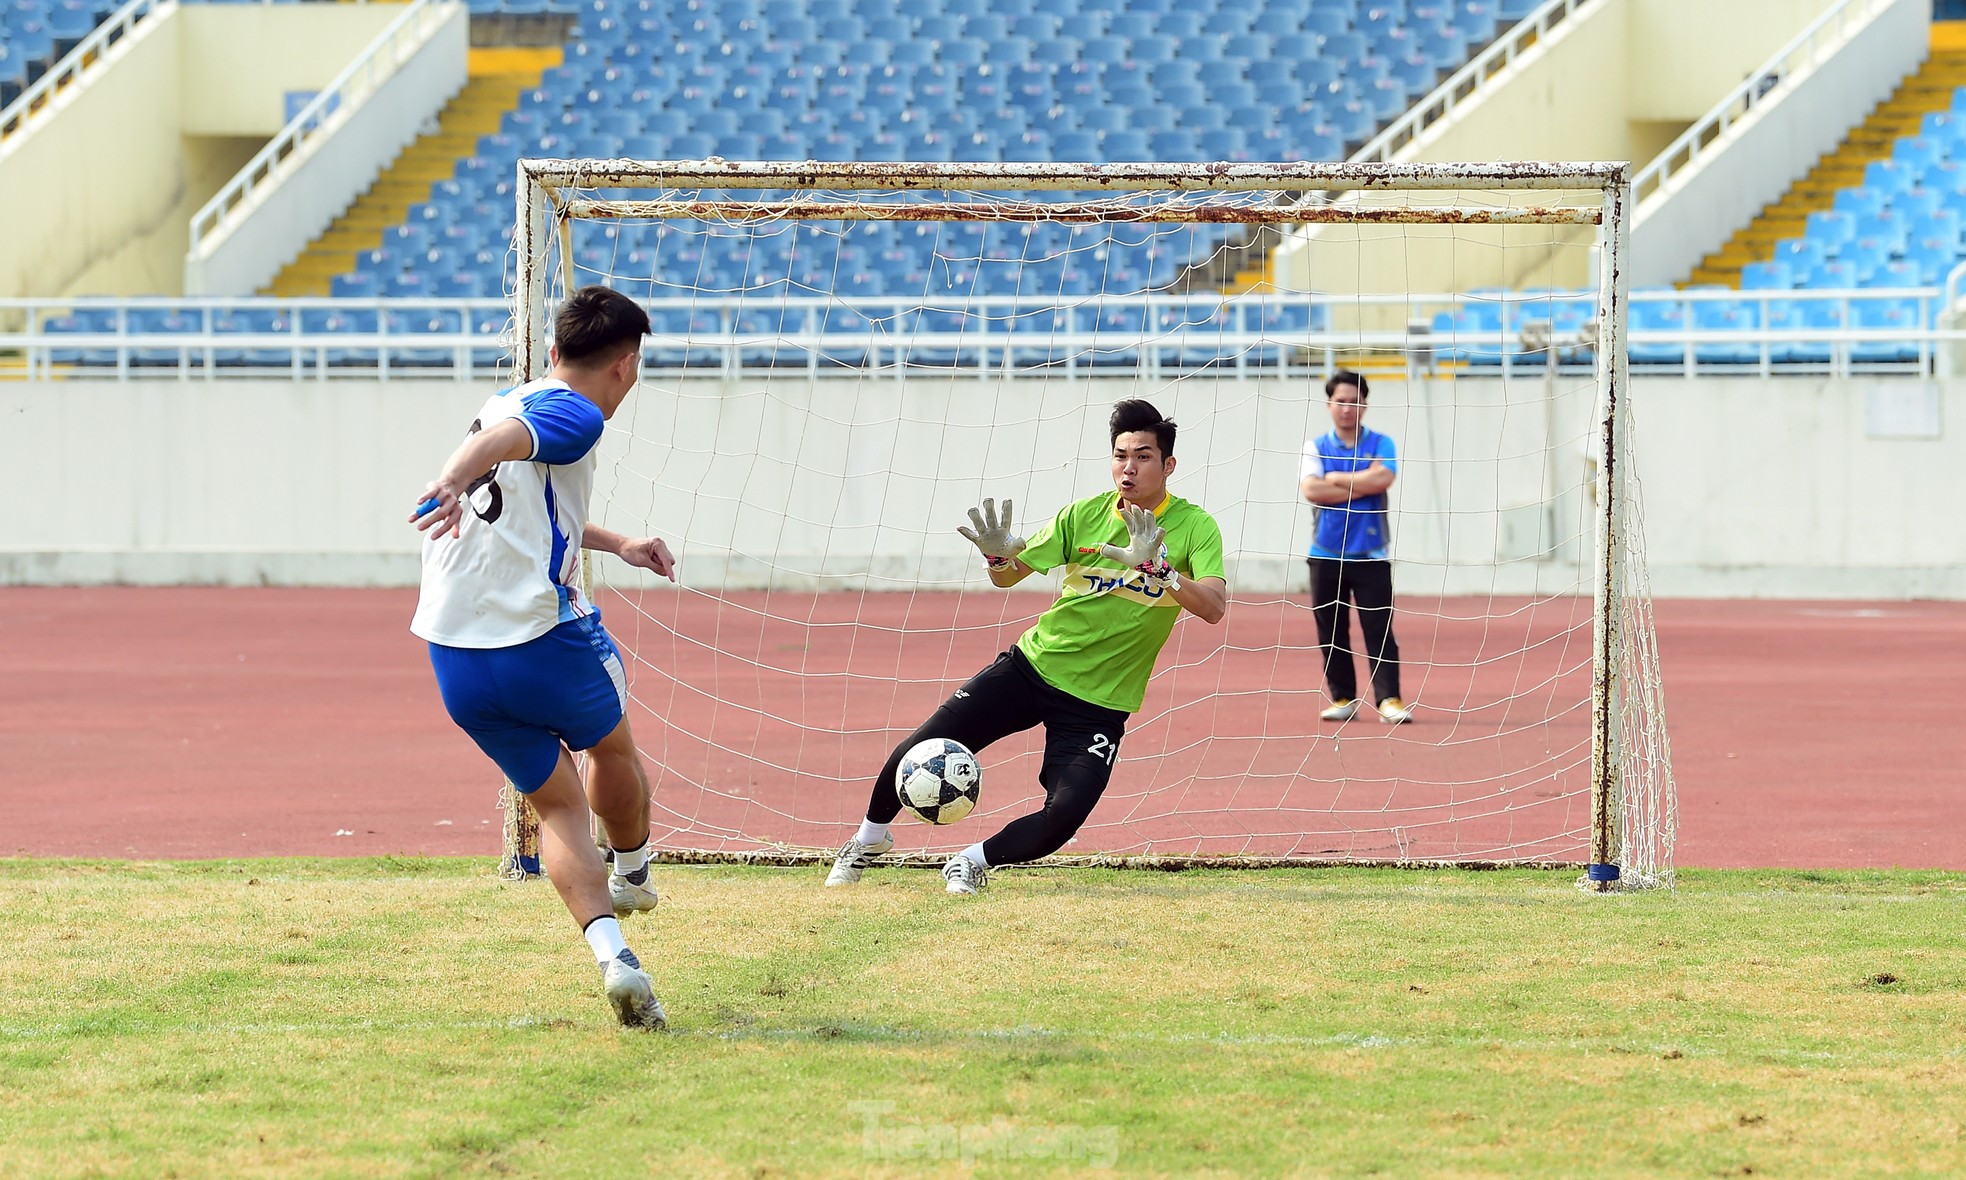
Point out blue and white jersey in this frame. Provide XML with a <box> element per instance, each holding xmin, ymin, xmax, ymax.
<box><xmin>411</xmin><ymin>379</ymin><xmax>608</xmax><ymax>649</ymax></box>
<box><xmin>1301</xmin><ymin>428</ymin><xmax>1398</xmax><ymax>561</ymax></box>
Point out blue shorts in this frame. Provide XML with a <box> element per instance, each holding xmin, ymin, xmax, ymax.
<box><xmin>427</xmin><ymin>614</ymin><xmax>628</xmax><ymax>793</ymax></box>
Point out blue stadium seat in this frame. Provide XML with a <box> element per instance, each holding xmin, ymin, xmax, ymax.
<box><xmin>1761</xmin><ymin>298</ymin><xmax>1834</xmax><ymax>365</ymax></box>
<box><xmin>212</xmin><ymin>308</ymin><xmax>299</xmax><ymax>368</ymax></box>
<box><xmin>1770</xmin><ymin>237</ymin><xmax>1824</xmax><ymax>274</ymax></box>
<box><xmin>385</xmin><ymin>309</ymin><xmax>466</xmax><ymax>368</ymax></box>
<box><xmin>1739</xmin><ymin>260</ymin><xmax>1791</xmax><ymax>290</ymax></box>
<box><xmin>44</xmin><ymin>308</ymin><xmax>120</xmax><ymax>368</ymax></box>
<box><xmin>1850</xmin><ymin>298</ymin><xmax>1925</xmax><ymax>363</ymax></box>
<box><xmin>316</xmin><ymin>0</ymin><xmax>1527</xmax><ymax>313</ymax></box>
<box><xmin>1691</xmin><ymin>300</ymin><xmax>1760</xmax><ymax>365</ymax></box>
<box><xmin>1802</xmin><ymin>260</ymin><xmax>1857</xmax><ymax>289</ymax></box>
<box><xmin>1894</xmin><ymin>135</ymin><xmax>1942</xmax><ymax>172</ymax></box>
<box><xmin>1832</xmin><ymin>187</ymin><xmax>1886</xmax><ymax>218</ymax></box>
<box><xmin>1864</xmin><ymin>158</ymin><xmax>1913</xmax><ymax>194</ymax></box>
<box><xmin>1921</xmin><ymin>110</ymin><xmax>1966</xmax><ymax>143</ymax></box>
<box><xmin>1628</xmin><ymin>300</ymin><xmax>1687</xmax><ymax>366</ymax></box>
<box><xmin>1804</xmin><ymin>209</ymin><xmax>1857</xmax><ymax>251</ymax></box>
<box><xmin>1303</xmin><ymin>10</ymin><xmax>1350</xmax><ymax>40</ymax></box>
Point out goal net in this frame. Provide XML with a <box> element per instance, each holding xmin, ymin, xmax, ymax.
<box><xmin>498</xmin><ymin>161</ymin><xmax>1675</xmax><ymax>891</ymax></box>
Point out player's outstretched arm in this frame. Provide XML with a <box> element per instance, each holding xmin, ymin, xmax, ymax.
<box><xmin>957</xmin><ymin>497</ymin><xmax>1034</xmax><ymax>587</ymax></box>
<box><xmin>584</xmin><ymin>524</ymin><xmax>678</xmax><ymax>582</ymax></box>
<box><xmin>409</xmin><ymin>418</ymin><xmax>534</xmax><ymax>538</ymax></box>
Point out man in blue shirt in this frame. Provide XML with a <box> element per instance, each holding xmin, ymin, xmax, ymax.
<box><xmin>1299</xmin><ymin>370</ymin><xmax>1411</xmax><ymax>724</ymax></box>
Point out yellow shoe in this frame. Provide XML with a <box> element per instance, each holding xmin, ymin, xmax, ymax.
<box><xmin>1378</xmin><ymin>697</ymin><xmax>1414</xmax><ymax>724</ymax></box>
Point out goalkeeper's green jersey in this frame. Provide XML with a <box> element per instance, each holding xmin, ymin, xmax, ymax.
<box><xmin>1013</xmin><ymin>490</ymin><xmax>1227</xmax><ymax>714</ymax></box>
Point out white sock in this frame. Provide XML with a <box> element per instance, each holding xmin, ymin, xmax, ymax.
<box><xmin>960</xmin><ymin>843</ymin><xmax>990</xmax><ymax>870</ymax></box>
<box><xmin>856</xmin><ymin>819</ymin><xmax>891</xmax><ymax>847</ymax></box>
<box><xmin>582</xmin><ymin>915</ymin><xmax>628</xmax><ymax>965</ymax></box>
<box><xmin>611</xmin><ymin>840</ymin><xmax>650</xmax><ymax>878</ymax></box>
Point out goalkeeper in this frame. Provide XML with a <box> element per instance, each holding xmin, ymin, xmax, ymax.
<box><xmin>825</xmin><ymin>399</ymin><xmax>1228</xmax><ymax>895</ymax></box>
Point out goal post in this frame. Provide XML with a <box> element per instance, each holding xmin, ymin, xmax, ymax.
<box><xmin>498</xmin><ymin>159</ymin><xmax>1675</xmax><ymax>891</ymax></box>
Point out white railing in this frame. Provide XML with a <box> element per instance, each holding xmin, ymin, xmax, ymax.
<box><xmin>187</xmin><ymin>0</ymin><xmax>450</xmax><ymax>255</ymax></box>
<box><xmin>1350</xmin><ymin>0</ymin><xmax>1597</xmax><ymax>165</ymax></box>
<box><xmin>1631</xmin><ymin>0</ymin><xmax>1895</xmax><ymax>207</ymax></box>
<box><xmin>0</xmin><ymin>289</ymin><xmax>1956</xmax><ymax>382</ymax></box>
<box><xmin>0</xmin><ymin>0</ymin><xmax>166</xmax><ymax>142</ymax></box>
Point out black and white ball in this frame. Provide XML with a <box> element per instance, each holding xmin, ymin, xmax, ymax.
<box><xmin>894</xmin><ymin>738</ymin><xmax>982</xmax><ymax>825</ymax></box>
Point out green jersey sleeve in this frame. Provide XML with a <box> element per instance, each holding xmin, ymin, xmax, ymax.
<box><xmin>1016</xmin><ymin>504</ymin><xmax>1073</xmax><ymax>573</ymax></box>
<box><xmin>1178</xmin><ymin>509</ymin><xmax>1227</xmax><ymax>582</ymax></box>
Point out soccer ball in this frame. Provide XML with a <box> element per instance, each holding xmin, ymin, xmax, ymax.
<box><xmin>895</xmin><ymin>738</ymin><xmax>982</xmax><ymax>825</ymax></box>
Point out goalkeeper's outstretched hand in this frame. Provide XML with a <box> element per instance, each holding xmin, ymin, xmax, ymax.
<box><xmin>1094</xmin><ymin>503</ymin><xmax>1175</xmax><ymax>584</ymax></box>
<box><xmin>957</xmin><ymin>497</ymin><xmax>1026</xmax><ymax>563</ymax></box>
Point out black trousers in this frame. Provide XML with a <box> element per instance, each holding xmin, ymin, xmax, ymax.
<box><xmin>1308</xmin><ymin>557</ymin><xmax>1402</xmax><ymax>705</ymax></box>
<box><xmin>865</xmin><ymin>647</ymin><xmax>1128</xmax><ymax>866</ymax></box>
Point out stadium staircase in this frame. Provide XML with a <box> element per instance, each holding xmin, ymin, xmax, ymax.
<box><xmin>1687</xmin><ymin>28</ymin><xmax>1966</xmax><ymax>289</ymax></box>
<box><xmin>264</xmin><ymin>46</ymin><xmax>559</xmax><ymax>298</ymax></box>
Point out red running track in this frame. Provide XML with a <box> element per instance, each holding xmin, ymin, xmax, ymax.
<box><xmin>3</xmin><ymin>588</ymin><xmax>1961</xmax><ymax>868</ymax></box>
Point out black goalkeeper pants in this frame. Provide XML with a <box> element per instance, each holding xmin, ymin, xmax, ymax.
<box><xmin>1308</xmin><ymin>557</ymin><xmax>1402</xmax><ymax>705</ymax></box>
<box><xmin>864</xmin><ymin>647</ymin><xmax>1129</xmax><ymax>866</ymax></box>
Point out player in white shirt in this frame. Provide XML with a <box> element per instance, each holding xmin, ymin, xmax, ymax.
<box><xmin>409</xmin><ymin>286</ymin><xmax>676</xmax><ymax>1029</ymax></box>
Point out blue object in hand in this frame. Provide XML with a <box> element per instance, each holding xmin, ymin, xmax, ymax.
<box><xmin>415</xmin><ymin>497</ymin><xmax>442</xmax><ymax>518</ymax></box>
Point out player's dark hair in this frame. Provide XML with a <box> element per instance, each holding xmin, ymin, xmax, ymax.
<box><xmin>1325</xmin><ymin>369</ymin><xmax>1370</xmax><ymax>400</ymax></box>
<box><xmin>1109</xmin><ymin>398</ymin><xmax>1176</xmax><ymax>458</ymax></box>
<box><xmin>553</xmin><ymin>285</ymin><xmax>651</xmax><ymax>365</ymax></box>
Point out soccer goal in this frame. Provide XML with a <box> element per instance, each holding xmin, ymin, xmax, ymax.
<box><xmin>496</xmin><ymin>160</ymin><xmax>1675</xmax><ymax>892</ymax></box>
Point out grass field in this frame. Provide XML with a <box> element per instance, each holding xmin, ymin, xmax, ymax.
<box><xmin>2</xmin><ymin>860</ymin><xmax>1962</xmax><ymax>1179</ymax></box>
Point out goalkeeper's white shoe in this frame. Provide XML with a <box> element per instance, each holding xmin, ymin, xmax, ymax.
<box><xmin>601</xmin><ymin>951</ymin><xmax>666</xmax><ymax>1030</ymax></box>
<box><xmin>609</xmin><ymin>873</ymin><xmax>660</xmax><ymax>917</ymax></box>
<box><xmin>1319</xmin><ymin>698</ymin><xmax>1361</xmax><ymax>722</ymax></box>
<box><xmin>824</xmin><ymin>833</ymin><xmax>894</xmax><ymax>887</ymax></box>
<box><xmin>1378</xmin><ymin>697</ymin><xmax>1415</xmax><ymax>725</ymax></box>
<box><xmin>941</xmin><ymin>855</ymin><xmax>988</xmax><ymax>896</ymax></box>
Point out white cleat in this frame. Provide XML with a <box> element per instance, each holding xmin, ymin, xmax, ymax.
<box><xmin>1319</xmin><ymin>698</ymin><xmax>1360</xmax><ymax>722</ymax></box>
<box><xmin>1378</xmin><ymin>697</ymin><xmax>1415</xmax><ymax>724</ymax></box>
<box><xmin>609</xmin><ymin>873</ymin><xmax>660</xmax><ymax>917</ymax></box>
<box><xmin>941</xmin><ymin>855</ymin><xmax>988</xmax><ymax>896</ymax></box>
<box><xmin>601</xmin><ymin>952</ymin><xmax>666</xmax><ymax>1030</ymax></box>
<box><xmin>824</xmin><ymin>834</ymin><xmax>894</xmax><ymax>887</ymax></box>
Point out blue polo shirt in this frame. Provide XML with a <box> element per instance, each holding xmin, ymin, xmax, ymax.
<box><xmin>1301</xmin><ymin>428</ymin><xmax>1398</xmax><ymax>560</ymax></box>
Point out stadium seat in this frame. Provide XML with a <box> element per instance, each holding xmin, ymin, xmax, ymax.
<box><xmin>1628</xmin><ymin>299</ymin><xmax>1688</xmax><ymax>366</ymax></box>
<box><xmin>1802</xmin><ymin>260</ymin><xmax>1858</xmax><ymax>289</ymax></box>
<box><xmin>1832</xmin><ymin>188</ymin><xmax>1885</xmax><ymax>219</ymax></box>
<box><xmin>1850</xmin><ymin>297</ymin><xmax>1925</xmax><ymax>363</ymax></box>
<box><xmin>1739</xmin><ymin>260</ymin><xmax>1792</xmax><ymax>290</ymax></box>
<box><xmin>314</xmin><ymin>0</ymin><xmax>1511</xmax><ymax>309</ymax></box>
<box><xmin>1691</xmin><ymin>300</ymin><xmax>1761</xmax><ymax>365</ymax></box>
<box><xmin>1755</xmin><ymin>298</ymin><xmax>1829</xmax><ymax>365</ymax></box>
<box><xmin>1804</xmin><ymin>210</ymin><xmax>1857</xmax><ymax>251</ymax></box>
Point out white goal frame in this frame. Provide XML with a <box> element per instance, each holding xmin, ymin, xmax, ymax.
<box><xmin>498</xmin><ymin>159</ymin><xmax>1657</xmax><ymax>893</ymax></box>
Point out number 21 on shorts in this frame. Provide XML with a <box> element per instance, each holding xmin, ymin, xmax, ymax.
<box><xmin>1087</xmin><ymin>733</ymin><xmax>1118</xmax><ymax>765</ymax></box>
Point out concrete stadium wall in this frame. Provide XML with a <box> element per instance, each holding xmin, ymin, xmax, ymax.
<box><xmin>2</xmin><ymin>373</ymin><xmax>1961</xmax><ymax>600</ymax></box>
<box><xmin>1276</xmin><ymin>0</ymin><xmax>1861</xmax><ymax>297</ymax></box>
<box><xmin>0</xmin><ymin>2</ymin><xmax>410</xmax><ymax>299</ymax></box>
